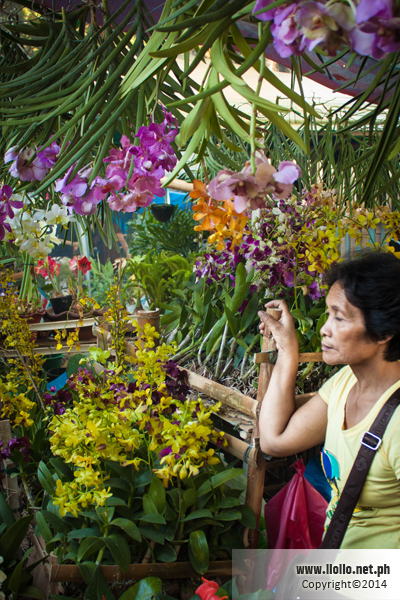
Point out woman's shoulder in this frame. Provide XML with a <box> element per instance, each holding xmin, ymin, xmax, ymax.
<box><xmin>318</xmin><ymin>365</ymin><xmax>355</xmax><ymax>405</ymax></box>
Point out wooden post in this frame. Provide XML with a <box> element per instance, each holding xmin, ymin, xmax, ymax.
<box><xmin>244</xmin><ymin>308</ymin><xmax>281</xmax><ymax>550</ymax></box>
<box><xmin>0</xmin><ymin>420</ymin><xmax>20</xmax><ymax>516</ymax></box>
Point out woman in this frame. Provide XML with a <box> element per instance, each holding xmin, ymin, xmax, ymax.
<box><xmin>258</xmin><ymin>251</ymin><xmax>400</xmax><ymax>549</ymax></box>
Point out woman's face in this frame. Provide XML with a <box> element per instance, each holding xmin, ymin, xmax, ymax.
<box><xmin>320</xmin><ymin>281</ymin><xmax>384</xmax><ymax>366</ymax></box>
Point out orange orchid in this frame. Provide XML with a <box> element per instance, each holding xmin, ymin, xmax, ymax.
<box><xmin>191</xmin><ymin>180</ymin><xmax>224</xmax><ymax>231</ymax></box>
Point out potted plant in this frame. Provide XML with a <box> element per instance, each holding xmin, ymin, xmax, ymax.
<box><xmin>34</xmin><ymin>256</ymin><xmax>72</xmax><ymax>315</ymax></box>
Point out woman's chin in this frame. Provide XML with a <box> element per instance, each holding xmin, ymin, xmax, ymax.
<box><xmin>322</xmin><ymin>349</ymin><xmax>338</xmax><ymax>365</ymax></box>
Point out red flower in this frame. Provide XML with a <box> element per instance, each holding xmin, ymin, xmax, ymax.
<box><xmin>34</xmin><ymin>257</ymin><xmax>59</xmax><ymax>278</ymax></box>
<box><xmin>69</xmin><ymin>257</ymin><xmax>78</xmax><ymax>273</ymax></box>
<box><xmin>195</xmin><ymin>578</ymin><xmax>228</xmax><ymax>600</ymax></box>
<box><xmin>77</xmin><ymin>256</ymin><xmax>92</xmax><ymax>274</ymax></box>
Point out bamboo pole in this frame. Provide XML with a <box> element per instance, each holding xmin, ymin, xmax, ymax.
<box><xmin>182</xmin><ymin>368</ymin><xmax>258</xmax><ymax>418</ymax></box>
<box><xmin>160</xmin><ymin>177</ymin><xmax>193</xmax><ymax>193</ymax></box>
<box><xmin>0</xmin><ymin>420</ymin><xmax>20</xmax><ymax>516</ymax></box>
<box><xmin>244</xmin><ymin>308</ymin><xmax>281</xmax><ymax>550</ymax></box>
<box><xmin>212</xmin><ymin>428</ymin><xmax>258</xmax><ymax>469</ymax></box>
<box><xmin>51</xmin><ymin>560</ymin><xmax>241</xmax><ymax>583</ymax></box>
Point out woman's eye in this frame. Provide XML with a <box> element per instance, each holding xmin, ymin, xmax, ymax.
<box><xmin>335</xmin><ymin>317</ymin><xmax>343</xmax><ymax>322</ymax></box>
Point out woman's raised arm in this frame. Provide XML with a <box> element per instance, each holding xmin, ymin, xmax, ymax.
<box><xmin>258</xmin><ymin>300</ymin><xmax>327</xmax><ymax>457</ymax></box>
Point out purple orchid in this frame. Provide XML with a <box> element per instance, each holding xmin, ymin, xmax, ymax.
<box><xmin>37</xmin><ymin>141</ymin><xmax>61</xmax><ymax>168</ymax></box>
<box><xmin>159</xmin><ymin>447</ymin><xmax>173</xmax><ymax>458</ymax></box>
<box><xmin>354</xmin><ymin>0</ymin><xmax>400</xmax><ymax>59</ymax></box>
<box><xmin>56</xmin><ymin>165</ymin><xmax>102</xmax><ymax>216</ymax></box>
<box><xmin>91</xmin><ymin>173</ymin><xmax>126</xmax><ymax>202</ymax></box>
<box><xmin>0</xmin><ymin>185</ymin><xmax>23</xmax><ymax>219</ymax></box>
<box><xmin>0</xmin><ymin>205</ymin><xmax>12</xmax><ymax>241</ymax></box>
<box><xmin>0</xmin><ymin>436</ymin><xmax>31</xmax><ymax>463</ymax></box>
<box><xmin>5</xmin><ymin>147</ymin><xmax>48</xmax><ymax>182</ymax></box>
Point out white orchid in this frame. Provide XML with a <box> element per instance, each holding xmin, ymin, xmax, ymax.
<box><xmin>19</xmin><ymin>233</ymin><xmax>60</xmax><ymax>258</ymax></box>
<box><xmin>33</xmin><ymin>204</ymin><xmax>74</xmax><ymax>226</ymax></box>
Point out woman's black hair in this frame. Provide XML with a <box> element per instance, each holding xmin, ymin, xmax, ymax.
<box><xmin>325</xmin><ymin>250</ymin><xmax>400</xmax><ymax>362</ymax></box>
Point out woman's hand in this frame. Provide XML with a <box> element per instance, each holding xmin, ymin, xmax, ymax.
<box><xmin>258</xmin><ymin>299</ymin><xmax>298</xmax><ymax>354</ymax></box>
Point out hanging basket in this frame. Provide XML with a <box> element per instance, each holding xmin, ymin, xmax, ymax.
<box><xmin>150</xmin><ymin>204</ymin><xmax>176</xmax><ymax>223</ymax></box>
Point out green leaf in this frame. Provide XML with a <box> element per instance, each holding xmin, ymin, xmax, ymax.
<box><xmin>38</xmin><ymin>461</ymin><xmax>56</xmax><ymax>495</ymax></box>
<box><xmin>104</xmin><ymin>533</ymin><xmax>131</xmax><ymax>571</ymax></box>
<box><xmin>238</xmin><ymin>506</ymin><xmax>257</xmax><ymax>529</ymax></box>
<box><xmin>8</xmin><ymin>556</ymin><xmax>24</xmax><ymax>592</ymax></box>
<box><xmin>0</xmin><ymin>491</ymin><xmax>15</xmax><ymax>528</ymax></box>
<box><xmin>224</xmin><ymin>305</ymin><xmax>239</xmax><ymax>337</ymax></box>
<box><xmin>0</xmin><ymin>515</ymin><xmax>33</xmax><ymax>563</ymax></box>
<box><xmin>316</xmin><ymin>312</ymin><xmax>328</xmax><ymax>336</ymax></box>
<box><xmin>49</xmin><ymin>458</ymin><xmax>74</xmax><ymax>481</ymax></box>
<box><xmin>218</xmin><ymin>497</ymin><xmax>240</xmax><ymax>509</ymax></box>
<box><xmin>149</xmin><ymin>477</ymin><xmax>166</xmax><ymax>515</ymax></box>
<box><xmin>67</xmin><ymin>528</ymin><xmax>100</xmax><ymax>540</ymax></box>
<box><xmin>139</xmin><ymin>525</ymin><xmax>165</xmax><ymax>544</ymax></box>
<box><xmin>119</xmin><ymin>577</ymin><xmax>163</xmax><ymax>600</ymax></box>
<box><xmin>182</xmin><ymin>488</ymin><xmax>197</xmax><ymax>510</ymax></box>
<box><xmin>78</xmin><ymin>561</ymin><xmax>97</xmax><ymax>585</ymax></box>
<box><xmin>215</xmin><ymin>509</ymin><xmax>242</xmax><ymax>521</ymax></box>
<box><xmin>139</xmin><ymin>513</ymin><xmax>166</xmax><ymax>524</ymax></box>
<box><xmin>240</xmin><ymin>293</ymin><xmax>259</xmax><ymax>332</ymax></box>
<box><xmin>18</xmin><ymin>586</ymin><xmax>45</xmax><ymax>599</ymax></box>
<box><xmin>197</xmin><ymin>469</ymin><xmax>245</xmax><ymax>497</ymax></box>
<box><xmin>182</xmin><ymin>509</ymin><xmax>213</xmax><ymax>522</ymax></box>
<box><xmin>110</xmin><ymin>518</ymin><xmax>142</xmax><ymax>542</ymax></box>
<box><xmin>77</xmin><ymin>536</ymin><xmax>105</xmax><ymax>562</ymax></box>
<box><xmin>143</xmin><ymin>494</ymin><xmax>158</xmax><ymax>515</ymax></box>
<box><xmin>36</xmin><ymin>512</ymin><xmax>53</xmax><ymax>543</ymax></box>
<box><xmin>154</xmin><ymin>542</ymin><xmax>177</xmax><ymax>563</ymax></box>
<box><xmin>189</xmin><ymin>530</ymin><xmax>209</xmax><ymax>575</ymax></box>
<box><xmin>84</xmin><ymin>565</ymin><xmax>116</xmax><ymax>600</ymax></box>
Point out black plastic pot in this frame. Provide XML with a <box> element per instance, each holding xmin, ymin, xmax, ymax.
<box><xmin>150</xmin><ymin>204</ymin><xmax>176</xmax><ymax>223</ymax></box>
<box><xmin>49</xmin><ymin>295</ymin><xmax>73</xmax><ymax>315</ymax></box>
<box><xmin>47</xmin><ymin>367</ymin><xmax>66</xmax><ymax>383</ymax></box>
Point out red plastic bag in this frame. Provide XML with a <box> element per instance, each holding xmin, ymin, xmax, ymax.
<box><xmin>264</xmin><ymin>458</ymin><xmax>328</xmax><ymax>589</ymax></box>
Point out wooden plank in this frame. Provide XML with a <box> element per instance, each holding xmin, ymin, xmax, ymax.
<box><xmin>182</xmin><ymin>369</ymin><xmax>258</xmax><ymax>418</ymax></box>
<box><xmin>0</xmin><ymin>342</ymin><xmax>93</xmax><ymax>358</ymax></box>
<box><xmin>212</xmin><ymin>428</ymin><xmax>258</xmax><ymax>469</ymax></box>
<box><xmin>254</xmin><ymin>351</ymin><xmax>323</xmax><ymax>364</ymax></box>
<box><xmin>51</xmin><ymin>560</ymin><xmax>241</xmax><ymax>582</ymax></box>
<box><xmin>29</xmin><ymin>318</ymin><xmax>96</xmax><ymax>332</ymax></box>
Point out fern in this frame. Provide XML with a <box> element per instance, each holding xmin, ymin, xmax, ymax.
<box><xmin>126</xmin><ymin>208</ymin><xmax>201</xmax><ymax>257</ymax></box>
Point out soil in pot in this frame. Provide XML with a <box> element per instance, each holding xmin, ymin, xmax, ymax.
<box><xmin>150</xmin><ymin>204</ymin><xmax>176</xmax><ymax>223</ymax></box>
<box><xmin>49</xmin><ymin>295</ymin><xmax>73</xmax><ymax>315</ymax></box>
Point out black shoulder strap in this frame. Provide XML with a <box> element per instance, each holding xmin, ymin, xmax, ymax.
<box><xmin>320</xmin><ymin>389</ymin><xmax>400</xmax><ymax>549</ymax></box>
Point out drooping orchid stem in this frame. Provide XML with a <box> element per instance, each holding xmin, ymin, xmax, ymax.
<box><xmin>14</xmin><ymin>349</ymin><xmax>46</xmax><ymax>412</ymax></box>
<box><xmin>250</xmin><ymin>23</ymin><xmax>265</xmax><ymax>175</ymax></box>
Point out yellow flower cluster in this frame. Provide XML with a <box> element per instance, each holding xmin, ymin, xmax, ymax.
<box><xmin>49</xmin><ymin>320</ymin><xmax>226</xmax><ymax>516</ymax></box>
<box><xmin>297</xmin><ymin>209</ymin><xmax>344</xmax><ymax>274</ymax></box>
<box><xmin>54</xmin><ymin>328</ymin><xmax>81</xmax><ymax>352</ymax></box>
<box><xmin>102</xmin><ymin>286</ymin><xmax>132</xmax><ymax>366</ymax></box>
<box><xmin>0</xmin><ymin>272</ymin><xmax>45</xmax><ymax>426</ymax></box>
